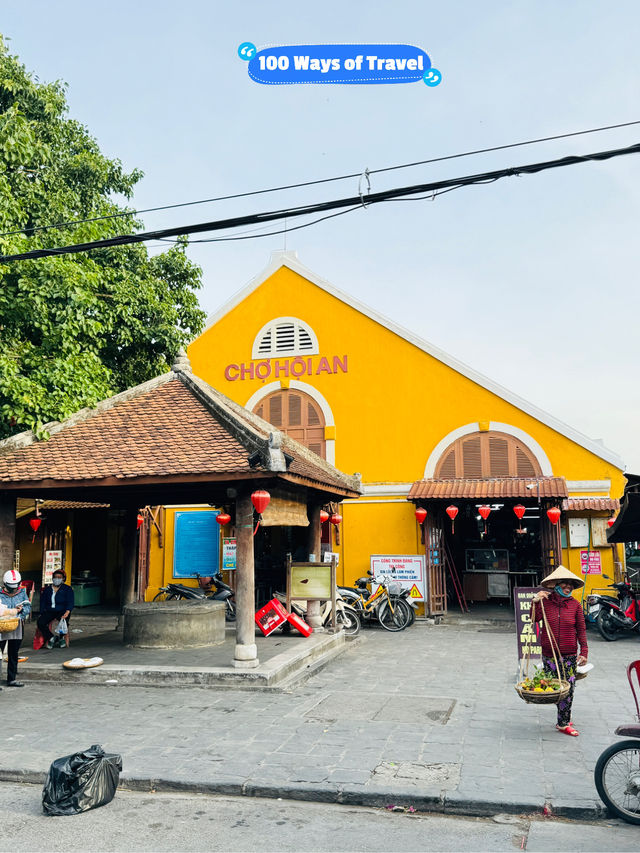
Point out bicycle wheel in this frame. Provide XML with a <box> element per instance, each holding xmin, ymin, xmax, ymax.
<box><xmin>334</xmin><ymin>605</ymin><xmax>360</xmax><ymax>637</ymax></box>
<box><xmin>378</xmin><ymin>597</ymin><xmax>411</xmax><ymax>632</ymax></box>
<box><xmin>594</xmin><ymin>740</ymin><xmax>640</xmax><ymax>824</ymax></box>
<box><xmin>153</xmin><ymin>590</ymin><xmax>171</xmax><ymax>602</ymax></box>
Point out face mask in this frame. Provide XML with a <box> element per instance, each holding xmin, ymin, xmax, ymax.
<box><xmin>52</xmin><ymin>578</ymin><xmax>63</xmax><ymax>587</ymax></box>
<box><xmin>554</xmin><ymin>584</ymin><xmax>572</xmax><ymax>598</ymax></box>
<box><xmin>4</xmin><ymin>583</ymin><xmax>19</xmax><ymax>591</ymax></box>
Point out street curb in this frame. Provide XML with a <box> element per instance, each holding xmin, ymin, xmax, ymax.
<box><xmin>0</xmin><ymin>770</ymin><xmax>607</xmax><ymax>821</ymax></box>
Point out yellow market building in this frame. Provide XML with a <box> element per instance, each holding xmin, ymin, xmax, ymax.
<box><xmin>179</xmin><ymin>251</ymin><xmax>625</xmax><ymax>614</ymax></box>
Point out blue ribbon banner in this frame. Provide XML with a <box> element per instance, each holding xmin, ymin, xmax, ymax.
<box><xmin>248</xmin><ymin>44</ymin><xmax>431</xmax><ymax>85</ymax></box>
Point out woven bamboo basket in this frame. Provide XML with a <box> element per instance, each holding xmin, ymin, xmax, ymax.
<box><xmin>516</xmin><ymin>598</ymin><xmax>571</xmax><ymax>706</ymax></box>
<box><xmin>515</xmin><ymin>678</ymin><xmax>571</xmax><ymax>705</ymax></box>
<box><xmin>0</xmin><ymin>617</ymin><xmax>19</xmax><ymax>633</ymax></box>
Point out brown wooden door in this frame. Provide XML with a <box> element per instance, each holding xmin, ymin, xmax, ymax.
<box><xmin>425</xmin><ymin>514</ymin><xmax>447</xmax><ymax>615</ymax></box>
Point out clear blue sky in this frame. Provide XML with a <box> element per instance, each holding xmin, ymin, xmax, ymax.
<box><xmin>3</xmin><ymin>1</ymin><xmax>640</xmax><ymax>471</ymax></box>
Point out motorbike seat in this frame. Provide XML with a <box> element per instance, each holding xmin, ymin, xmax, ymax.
<box><xmin>615</xmin><ymin>723</ymin><xmax>640</xmax><ymax>738</ymax></box>
<box><xmin>170</xmin><ymin>583</ymin><xmax>205</xmax><ymax>596</ymax></box>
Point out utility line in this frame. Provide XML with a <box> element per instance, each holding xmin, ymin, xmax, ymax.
<box><xmin>0</xmin><ymin>118</ymin><xmax>639</xmax><ymax>240</ymax></box>
<box><xmin>2</xmin><ymin>140</ymin><xmax>639</xmax><ymax>263</ymax></box>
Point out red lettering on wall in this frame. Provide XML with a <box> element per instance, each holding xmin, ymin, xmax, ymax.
<box><xmin>255</xmin><ymin>361</ymin><xmax>271</xmax><ymax>380</ymax></box>
<box><xmin>240</xmin><ymin>363</ymin><xmax>255</xmax><ymax>380</ymax></box>
<box><xmin>274</xmin><ymin>361</ymin><xmax>289</xmax><ymax>378</ymax></box>
<box><xmin>225</xmin><ymin>364</ymin><xmax>240</xmax><ymax>381</ymax></box>
<box><xmin>333</xmin><ymin>355</ymin><xmax>348</xmax><ymax>374</ymax></box>
<box><xmin>315</xmin><ymin>357</ymin><xmax>332</xmax><ymax>375</ymax></box>
<box><xmin>291</xmin><ymin>357</ymin><xmax>306</xmax><ymax>377</ymax></box>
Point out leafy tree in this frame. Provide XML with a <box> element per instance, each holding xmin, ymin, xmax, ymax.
<box><xmin>0</xmin><ymin>35</ymin><xmax>206</xmax><ymax>437</ymax></box>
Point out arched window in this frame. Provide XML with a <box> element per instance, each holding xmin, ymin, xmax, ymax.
<box><xmin>434</xmin><ymin>431</ymin><xmax>542</xmax><ymax>479</ymax></box>
<box><xmin>252</xmin><ymin>317</ymin><xmax>319</xmax><ymax>359</ymax></box>
<box><xmin>253</xmin><ymin>389</ymin><xmax>326</xmax><ymax>459</ymax></box>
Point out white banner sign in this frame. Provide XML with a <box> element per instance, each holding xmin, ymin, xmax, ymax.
<box><xmin>370</xmin><ymin>554</ymin><xmax>425</xmax><ymax>601</ymax></box>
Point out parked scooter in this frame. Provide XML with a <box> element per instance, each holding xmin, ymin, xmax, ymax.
<box><xmin>589</xmin><ymin>580</ymin><xmax>640</xmax><ymax>641</ymax></box>
<box><xmin>594</xmin><ymin>661</ymin><xmax>640</xmax><ymax>824</ymax></box>
<box><xmin>275</xmin><ymin>591</ymin><xmax>360</xmax><ymax>636</ymax></box>
<box><xmin>153</xmin><ymin>572</ymin><xmax>236</xmax><ymax>621</ymax></box>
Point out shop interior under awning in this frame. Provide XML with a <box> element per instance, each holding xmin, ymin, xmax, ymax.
<box><xmin>408</xmin><ymin>477</ymin><xmax>568</xmax><ymax>613</ymax></box>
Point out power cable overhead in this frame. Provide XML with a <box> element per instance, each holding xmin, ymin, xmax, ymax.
<box><xmin>2</xmin><ymin>140</ymin><xmax>640</xmax><ymax>263</ymax></box>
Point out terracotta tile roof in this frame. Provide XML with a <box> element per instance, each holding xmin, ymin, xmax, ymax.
<box><xmin>0</xmin><ymin>379</ymin><xmax>248</xmax><ymax>482</ymax></box>
<box><xmin>0</xmin><ymin>367</ymin><xmax>360</xmax><ymax>498</ymax></box>
<box><xmin>562</xmin><ymin>497</ymin><xmax>619</xmax><ymax>512</ymax></box>
<box><xmin>408</xmin><ymin>477</ymin><xmax>569</xmax><ymax>500</ymax></box>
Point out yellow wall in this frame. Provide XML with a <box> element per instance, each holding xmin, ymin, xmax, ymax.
<box><xmin>147</xmin><ymin>261</ymin><xmax>628</xmax><ymax>600</ymax></box>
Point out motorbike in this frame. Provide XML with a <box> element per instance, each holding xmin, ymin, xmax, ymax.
<box><xmin>153</xmin><ymin>572</ymin><xmax>236</xmax><ymax>622</ymax></box>
<box><xmin>594</xmin><ymin>661</ymin><xmax>640</xmax><ymax>824</ymax></box>
<box><xmin>275</xmin><ymin>591</ymin><xmax>360</xmax><ymax>636</ymax></box>
<box><xmin>588</xmin><ymin>580</ymin><xmax>640</xmax><ymax>641</ymax></box>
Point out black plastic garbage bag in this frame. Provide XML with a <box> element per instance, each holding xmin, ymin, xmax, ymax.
<box><xmin>42</xmin><ymin>744</ymin><xmax>122</xmax><ymax>816</ymax></box>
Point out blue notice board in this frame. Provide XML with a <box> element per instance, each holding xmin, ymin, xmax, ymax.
<box><xmin>173</xmin><ymin>511</ymin><xmax>219</xmax><ymax>578</ymax></box>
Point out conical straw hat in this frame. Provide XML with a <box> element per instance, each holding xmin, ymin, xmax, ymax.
<box><xmin>540</xmin><ymin>565</ymin><xmax>584</xmax><ymax>589</ymax></box>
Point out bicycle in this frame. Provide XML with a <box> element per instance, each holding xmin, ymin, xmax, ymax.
<box><xmin>339</xmin><ymin>571</ymin><xmax>412</xmax><ymax>632</ymax></box>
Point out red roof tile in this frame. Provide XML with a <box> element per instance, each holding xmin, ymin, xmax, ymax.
<box><xmin>562</xmin><ymin>498</ymin><xmax>619</xmax><ymax>512</ymax></box>
<box><xmin>408</xmin><ymin>477</ymin><xmax>569</xmax><ymax>500</ymax></box>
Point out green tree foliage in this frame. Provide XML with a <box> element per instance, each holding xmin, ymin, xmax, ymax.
<box><xmin>0</xmin><ymin>35</ymin><xmax>205</xmax><ymax>438</ymax></box>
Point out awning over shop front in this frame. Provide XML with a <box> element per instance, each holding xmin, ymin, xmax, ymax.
<box><xmin>562</xmin><ymin>497</ymin><xmax>619</xmax><ymax>512</ymax></box>
<box><xmin>408</xmin><ymin>477</ymin><xmax>568</xmax><ymax>501</ymax></box>
<box><xmin>607</xmin><ymin>492</ymin><xmax>640</xmax><ymax>543</ymax></box>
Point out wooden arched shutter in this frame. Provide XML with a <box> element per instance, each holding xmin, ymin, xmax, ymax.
<box><xmin>434</xmin><ymin>431</ymin><xmax>542</xmax><ymax>478</ymax></box>
<box><xmin>253</xmin><ymin>390</ymin><xmax>326</xmax><ymax>459</ymax></box>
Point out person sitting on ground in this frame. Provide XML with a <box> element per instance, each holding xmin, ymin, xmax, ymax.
<box><xmin>0</xmin><ymin>569</ymin><xmax>31</xmax><ymax>687</ymax></box>
<box><xmin>38</xmin><ymin>569</ymin><xmax>74</xmax><ymax>650</ymax></box>
<box><xmin>532</xmin><ymin>565</ymin><xmax>587</xmax><ymax>737</ymax></box>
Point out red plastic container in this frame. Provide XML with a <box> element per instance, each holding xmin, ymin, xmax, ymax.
<box><xmin>286</xmin><ymin>612</ymin><xmax>313</xmax><ymax>637</ymax></box>
<box><xmin>255</xmin><ymin>598</ymin><xmax>289</xmax><ymax>637</ymax></box>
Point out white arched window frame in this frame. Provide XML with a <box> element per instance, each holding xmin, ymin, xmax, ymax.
<box><xmin>251</xmin><ymin>317</ymin><xmax>319</xmax><ymax>359</ymax></box>
<box><xmin>424</xmin><ymin>422</ymin><xmax>553</xmax><ymax>478</ymax></box>
<box><xmin>245</xmin><ymin>381</ymin><xmax>336</xmax><ymax>466</ymax></box>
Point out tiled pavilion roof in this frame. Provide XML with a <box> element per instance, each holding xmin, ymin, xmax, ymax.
<box><xmin>0</xmin><ymin>353</ymin><xmax>361</xmax><ymax>502</ymax></box>
<box><xmin>408</xmin><ymin>477</ymin><xmax>569</xmax><ymax>501</ymax></box>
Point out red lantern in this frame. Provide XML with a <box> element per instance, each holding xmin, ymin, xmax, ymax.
<box><xmin>329</xmin><ymin>513</ymin><xmax>342</xmax><ymax>526</ymax></box>
<box><xmin>216</xmin><ymin>512</ymin><xmax>231</xmax><ymax>526</ymax></box>
<box><xmin>251</xmin><ymin>490</ymin><xmax>271</xmax><ymax>515</ymax></box>
<box><xmin>29</xmin><ymin>516</ymin><xmax>42</xmax><ymax>542</ymax></box>
<box><xmin>607</xmin><ymin>517</ymin><xmax>616</xmax><ymax>528</ymax></box>
<box><xmin>319</xmin><ymin>510</ymin><xmax>330</xmax><ymax>524</ymax></box>
<box><xmin>546</xmin><ymin>507</ymin><xmax>561</xmax><ymax>525</ymax></box>
<box><xmin>136</xmin><ymin>514</ymin><xmax>144</xmax><ymax>530</ymax></box>
<box><xmin>446</xmin><ymin>505</ymin><xmax>458</xmax><ymax>533</ymax></box>
<box><xmin>415</xmin><ymin>507</ymin><xmax>427</xmax><ymax>524</ymax></box>
<box><xmin>478</xmin><ymin>505</ymin><xmax>491</xmax><ymax>534</ymax></box>
<box><xmin>513</xmin><ymin>504</ymin><xmax>526</xmax><ymax>533</ymax></box>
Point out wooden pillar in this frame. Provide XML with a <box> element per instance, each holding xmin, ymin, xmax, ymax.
<box><xmin>306</xmin><ymin>503</ymin><xmax>323</xmax><ymax>631</ymax></box>
<box><xmin>233</xmin><ymin>493</ymin><xmax>259</xmax><ymax>668</ymax></box>
<box><xmin>0</xmin><ymin>496</ymin><xmax>17</xmax><ymax>577</ymax></box>
<box><xmin>120</xmin><ymin>508</ymin><xmax>139</xmax><ymax>610</ymax></box>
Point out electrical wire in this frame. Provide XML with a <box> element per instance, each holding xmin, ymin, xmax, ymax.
<box><xmin>0</xmin><ymin>118</ymin><xmax>639</xmax><ymax>240</ymax></box>
<box><xmin>2</xmin><ymin>140</ymin><xmax>639</xmax><ymax>263</ymax></box>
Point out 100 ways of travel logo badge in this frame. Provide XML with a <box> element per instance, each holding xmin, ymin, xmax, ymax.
<box><xmin>237</xmin><ymin>43</ymin><xmax>442</xmax><ymax>87</ymax></box>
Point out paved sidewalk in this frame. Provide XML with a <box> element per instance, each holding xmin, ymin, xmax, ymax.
<box><xmin>1</xmin><ymin>619</ymin><xmax>638</xmax><ymax>820</ymax></box>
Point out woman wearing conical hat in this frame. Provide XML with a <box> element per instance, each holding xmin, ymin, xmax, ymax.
<box><xmin>532</xmin><ymin>566</ymin><xmax>588</xmax><ymax>737</ymax></box>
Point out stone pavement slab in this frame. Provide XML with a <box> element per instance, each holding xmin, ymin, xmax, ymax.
<box><xmin>1</xmin><ymin>619</ymin><xmax>638</xmax><ymax>821</ymax></box>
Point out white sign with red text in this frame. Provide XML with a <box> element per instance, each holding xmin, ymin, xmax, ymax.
<box><xmin>370</xmin><ymin>554</ymin><xmax>425</xmax><ymax>601</ymax></box>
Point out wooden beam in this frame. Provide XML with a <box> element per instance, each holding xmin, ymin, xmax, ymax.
<box><xmin>233</xmin><ymin>492</ymin><xmax>259</xmax><ymax>668</ymax></box>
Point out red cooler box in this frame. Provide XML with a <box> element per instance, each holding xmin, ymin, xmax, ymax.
<box><xmin>255</xmin><ymin>598</ymin><xmax>288</xmax><ymax>637</ymax></box>
<box><xmin>287</xmin><ymin>612</ymin><xmax>313</xmax><ymax>637</ymax></box>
